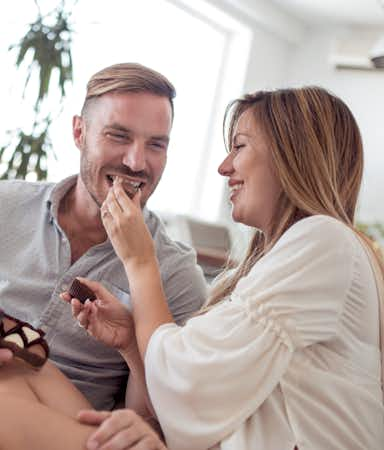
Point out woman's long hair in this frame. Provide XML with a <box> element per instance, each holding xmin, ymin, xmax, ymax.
<box><xmin>205</xmin><ymin>86</ymin><xmax>384</xmax><ymax>309</ymax></box>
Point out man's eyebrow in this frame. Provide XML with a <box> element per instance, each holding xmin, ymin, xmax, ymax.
<box><xmin>104</xmin><ymin>123</ymin><xmax>131</xmax><ymax>133</ymax></box>
<box><xmin>150</xmin><ymin>135</ymin><xmax>169</xmax><ymax>144</ymax></box>
<box><xmin>104</xmin><ymin>123</ymin><xmax>170</xmax><ymax>144</ymax></box>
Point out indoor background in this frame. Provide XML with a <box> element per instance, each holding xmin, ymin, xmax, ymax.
<box><xmin>1</xmin><ymin>0</ymin><xmax>383</xmax><ymax>266</ymax></box>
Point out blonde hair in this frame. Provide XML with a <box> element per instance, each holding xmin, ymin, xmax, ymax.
<box><xmin>81</xmin><ymin>62</ymin><xmax>176</xmax><ymax>117</ymax></box>
<box><xmin>206</xmin><ymin>86</ymin><xmax>384</xmax><ymax>309</ymax></box>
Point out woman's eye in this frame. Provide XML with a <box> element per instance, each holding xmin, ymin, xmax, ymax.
<box><xmin>233</xmin><ymin>144</ymin><xmax>245</xmax><ymax>152</ymax></box>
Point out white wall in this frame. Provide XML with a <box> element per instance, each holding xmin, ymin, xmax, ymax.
<box><xmin>286</xmin><ymin>26</ymin><xmax>384</xmax><ymax>223</ymax></box>
<box><xmin>211</xmin><ymin>1</ymin><xmax>384</xmax><ymax>226</ymax></box>
<box><xmin>219</xmin><ymin>27</ymin><xmax>296</xmax><ymax>253</ymax></box>
<box><xmin>206</xmin><ymin>1</ymin><xmax>303</xmax><ymax>253</ymax></box>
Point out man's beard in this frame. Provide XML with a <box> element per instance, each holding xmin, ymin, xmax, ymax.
<box><xmin>79</xmin><ymin>147</ymin><xmax>105</xmax><ymax>209</ymax></box>
<box><xmin>79</xmin><ymin>145</ymin><xmax>160</xmax><ymax>210</ymax></box>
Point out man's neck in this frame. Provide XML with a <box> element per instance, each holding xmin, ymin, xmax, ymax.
<box><xmin>58</xmin><ymin>181</ymin><xmax>108</xmax><ymax>263</ymax></box>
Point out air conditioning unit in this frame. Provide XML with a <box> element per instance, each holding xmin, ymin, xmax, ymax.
<box><xmin>330</xmin><ymin>28</ymin><xmax>384</xmax><ymax>71</ymax></box>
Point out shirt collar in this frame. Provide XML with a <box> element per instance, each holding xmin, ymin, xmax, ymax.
<box><xmin>46</xmin><ymin>175</ymin><xmax>78</xmax><ymax>223</ymax></box>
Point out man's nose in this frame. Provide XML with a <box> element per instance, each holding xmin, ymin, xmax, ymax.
<box><xmin>122</xmin><ymin>142</ymin><xmax>146</xmax><ymax>172</ymax></box>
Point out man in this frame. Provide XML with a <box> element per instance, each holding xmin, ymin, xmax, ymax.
<box><xmin>0</xmin><ymin>63</ymin><xmax>207</xmax><ymax>410</ymax></box>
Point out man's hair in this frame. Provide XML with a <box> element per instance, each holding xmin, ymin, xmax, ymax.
<box><xmin>81</xmin><ymin>62</ymin><xmax>176</xmax><ymax>117</ymax></box>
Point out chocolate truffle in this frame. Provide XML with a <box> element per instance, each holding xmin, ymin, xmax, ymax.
<box><xmin>68</xmin><ymin>279</ymin><xmax>96</xmax><ymax>304</ymax></box>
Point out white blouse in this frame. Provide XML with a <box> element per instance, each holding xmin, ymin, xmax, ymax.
<box><xmin>145</xmin><ymin>215</ymin><xmax>384</xmax><ymax>450</ymax></box>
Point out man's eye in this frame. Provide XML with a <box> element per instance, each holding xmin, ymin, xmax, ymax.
<box><xmin>107</xmin><ymin>133</ymin><xmax>127</xmax><ymax>141</ymax></box>
<box><xmin>149</xmin><ymin>142</ymin><xmax>166</xmax><ymax>151</ymax></box>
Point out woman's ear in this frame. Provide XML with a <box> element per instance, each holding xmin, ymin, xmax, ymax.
<box><xmin>72</xmin><ymin>115</ymin><xmax>86</xmax><ymax>150</ymax></box>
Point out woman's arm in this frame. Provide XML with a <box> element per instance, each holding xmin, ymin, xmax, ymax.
<box><xmin>101</xmin><ymin>178</ymin><xmax>174</xmax><ymax>358</ymax></box>
<box><xmin>120</xmin><ymin>341</ymin><xmax>155</xmax><ymax>417</ymax></box>
<box><xmin>123</xmin><ymin>261</ymin><xmax>173</xmax><ymax>358</ymax></box>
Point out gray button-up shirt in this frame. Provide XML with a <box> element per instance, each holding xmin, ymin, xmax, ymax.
<box><xmin>0</xmin><ymin>176</ymin><xmax>207</xmax><ymax>409</ymax></box>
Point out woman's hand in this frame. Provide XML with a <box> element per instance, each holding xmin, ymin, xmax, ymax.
<box><xmin>78</xmin><ymin>409</ymin><xmax>167</xmax><ymax>450</ymax></box>
<box><xmin>60</xmin><ymin>278</ymin><xmax>137</xmax><ymax>355</ymax></box>
<box><xmin>101</xmin><ymin>177</ymin><xmax>156</xmax><ymax>270</ymax></box>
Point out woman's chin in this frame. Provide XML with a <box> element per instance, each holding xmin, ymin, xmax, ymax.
<box><xmin>231</xmin><ymin>208</ymin><xmax>244</xmax><ymax>225</ymax></box>
<box><xmin>231</xmin><ymin>208</ymin><xmax>261</xmax><ymax>229</ymax></box>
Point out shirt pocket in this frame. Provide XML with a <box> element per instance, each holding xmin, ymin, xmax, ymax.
<box><xmin>99</xmin><ymin>279</ymin><xmax>132</xmax><ymax>309</ymax></box>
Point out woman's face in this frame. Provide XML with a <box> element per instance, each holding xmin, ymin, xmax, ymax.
<box><xmin>218</xmin><ymin>108</ymin><xmax>281</xmax><ymax>233</ymax></box>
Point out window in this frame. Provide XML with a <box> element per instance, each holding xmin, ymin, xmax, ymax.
<box><xmin>0</xmin><ymin>0</ymin><xmax>251</xmax><ymax>221</ymax></box>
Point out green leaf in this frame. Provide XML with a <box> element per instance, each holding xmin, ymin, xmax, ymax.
<box><xmin>2</xmin><ymin>2</ymin><xmax>75</xmax><ymax>180</ymax></box>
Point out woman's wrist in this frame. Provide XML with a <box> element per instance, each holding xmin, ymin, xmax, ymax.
<box><xmin>119</xmin><ymin>340</ymin><xmax>141</xmax><ymax>364</ymax></box>
<box><xmin>123</xmin><ymin>257</ymin><xmax>159</xmax><ymax>282</ymax></box>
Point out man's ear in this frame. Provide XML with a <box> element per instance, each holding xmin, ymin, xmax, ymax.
<box><xmin>72</xmin><ymin>115</ymin><xmax>86</xmax><ymax>150</ymax></box>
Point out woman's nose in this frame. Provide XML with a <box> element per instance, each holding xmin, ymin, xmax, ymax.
<box><xmin>218</xmin><ymin>153</ymin><xmax>233</xmax><ymax>177</ymax></box>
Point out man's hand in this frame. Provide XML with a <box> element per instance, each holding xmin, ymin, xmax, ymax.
<box><xmin>78</xmin><ymin>409</ymin><xmax>167</xmax><ymax>450</ymax></box>
<box><xmin>0</xmin><ymin>348</ymin><xmax>13</xmax><ymax>366</ymax></box>
<box><xmin>60</xmin><ymin>278</ymin><xmax>137</xmax><ymax>355</ymax></box>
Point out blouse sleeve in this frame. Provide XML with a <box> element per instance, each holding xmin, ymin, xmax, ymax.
<box><xmin>144</xmin><ymin>216</ymin><xmax>358</xmax><ymax>450</ymax></box>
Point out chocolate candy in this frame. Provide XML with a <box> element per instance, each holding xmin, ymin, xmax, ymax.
<box><xmin>68</xmin><ymin>279</ymin><xmax>96</xmax><ymax>304</ymax></box>
<box><xmin>0</xmin><ymin>309</ymin><xmax>50</xmax><ymax>369</ymax></box>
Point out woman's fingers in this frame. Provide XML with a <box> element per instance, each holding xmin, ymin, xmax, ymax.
<box><xmin>105</xmin><ymin>186</ymin><xmax>124</xmax><ymax>218</ymax></box>
<box><xmin>86</xmin><ymin>410</ymin><xmax>137</xmax><ymax>449</ymax></box>
<box><xmin>131</xmin><ymin>187</ymin><xmax>142</xmax><ymax>208</ymax></box>
<box><xmin>69</xmin><ymin>297</ymin><xmax>82</xmax><ymax>315</ymax></box>
<box><xmin>75</xmin><ymin>300</ymin><xmax>92</xmax><ymax>328</ymax></box>
<box><xmin>130</xmin><ymin>435</ymin><xmax>167</xmax><ymax>450</ymax></box>
<box><xmin>113</xmin><ymin>177</ymin><xmax>136</xmax><ymax>212</ymax></box>
<box><xmin>75</xmin><ymin>277</ymin><xmax>115</xmax><ymax>304</ymax></box>
<box><xmin>86</xmin><ymin>302</ymin><xmax>103</xmax><ymax>336</ymax></box>
<box><xmin>59</xmin><ymin>292</ymin><xmax>72</xmax><ymax>303</ymax></box>
<box><xmin>83</xmin><ymin>409</ymin><xmax>166</xmax><ymax>450</ymax></box>
<box><xmin>77</xmin><ymin>409</ymin><xmax>111</xmax><ymax>426</ymax></box>
<box><xmin>97</xmin><ymin>426</ymin><xmax>143</xmax><ymax>450</ymax></box>
<box><xmin>101</xmin><ymin>177</ymin><xmax>142</xmax><ymax>228</ymax></box>
<box><xmin>60</xmin><ymin>290</ymin><xmax>92</xmax><ymax>329</ymax></box>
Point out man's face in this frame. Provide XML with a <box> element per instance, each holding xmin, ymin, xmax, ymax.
<box><xmin>73</xmin><ymin>91</ymin><xmax>172</xmax><ymax>209</ymax></box>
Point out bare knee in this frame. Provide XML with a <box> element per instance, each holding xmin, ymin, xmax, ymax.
<box><xmin>0</xmin><ymin>359</ymin><xmax>41</xmax><ymax>402</ymax></box>
<box><xmin>0</xmin><ymin>393</ymin><xmax>26</xmax><ymax>450</ymax></box>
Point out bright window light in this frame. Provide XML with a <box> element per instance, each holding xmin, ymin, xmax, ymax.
<box><xmin>0</xmin><ymin>0</ymin><xmax>251</xmax><ymax>221</ymax></box>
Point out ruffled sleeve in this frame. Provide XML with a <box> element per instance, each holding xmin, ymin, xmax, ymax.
<box><xmin>145</xmin><ymin>216</ymin><xmax>358</xmax><ymax>450</ymax></box>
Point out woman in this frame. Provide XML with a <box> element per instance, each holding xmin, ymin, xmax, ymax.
<box><xmin>0</xmin><ymin>86</ymin><xmax>383</xmax><ymax>450</ymax></box>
